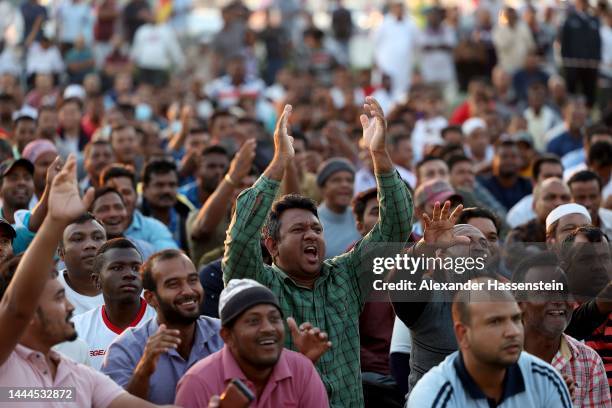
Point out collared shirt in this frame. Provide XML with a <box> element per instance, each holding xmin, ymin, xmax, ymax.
<box><xmin>0</xmin><ymin>344</ymin><xmax>125</xmax><ymax>407</ymax></box>
<box><xmin>125</xmin><ymin>209</ymin><xmax>178</xmax><ymax>252</ymax></box>
<box><xmin>178</xmin><ymin>181</ymin><xmax>201</xmax><ymax>208</ymax></box>
<box><xmin>408</xmin><ymin>351</ymin><xmax>572</xmax><ymax>407</ymax></box>
<box><xmin>547</xmin><ymin>131</ymin><xmax>583</xmax><ymax>159</ymax></box>
<box><xmin>175</xmin><ymin>346</ymin><xmax>329</xmax><ymax>408</ymax></box>
<box><xmin>102</xmin><ymin>316</ymin><xmax>223</xmax><ymax>404</ymax></box>
<box><xmin>223</xmin><ymin>171</ymin><xmax>413</xmax><ymax>407</ymax></box>
<box><xmin>551</xmin><ymin>334</ymin><xmax>611</xmax><ymax>407</ymax></box>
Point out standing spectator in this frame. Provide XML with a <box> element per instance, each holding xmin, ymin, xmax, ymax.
<box><xmin>178</xmin><ymin>145</ymin><xmax>229</xmax><ymax>209</ymax></box>
<box><xmin>211</xmin><ymin>4</ymin><xmax>246</xmax><ymax>75</ymax></box>
<box><xmin>478</xmin><ymin>140</ymin><xmax>533</xmax><ymax>211</ymax></box>
<box><xmin>295</xmin><ymin>28</ymin><xmax>338</xmax><ymax>87</ymax></box>
<box><xmin>205</xmin><ymin>55</ymin><xmax>265</xmax><ymax>110</ymax></box>
<box><xmin>561</xmin><ymin>0</ymin><xmax>602</xmax><ymax>108</ymax></box>
<box><xmin>24</xmin><ymin>73</ymin><xmax>60</xmax><ymax>109</ymax></box>
<box><xmin>492</xmin><ymin>6</ymin><xmax>535</xmax><ymax>74</ymax></box>
<box><xmin>65</xmin><ymin>35</ymin><xmax>96</xmax><ymax>84</ymax></box>
<box><xmin>56</xmin><ymin>97</ymin><xmax>88</xmax><ymax>159</ymax></box>
<box><xmin>56</xmin><ymin>0</ymin><xmax>94</xmax><ymax>51</ymax></box>
<box><xmin>512</xmin><ymin>51</ymin><xmax>550</xmax><ymax>104</ymax></box>
<box><xmin>373</xmin><ymin>0</ymin><xmax>418</xmax><ymax>100</ymax></box>
<box><xmin>316</xmin><ymin>158</ymin><xmax>360</xmax><ymax>259</ymax></box>
<box><xmin>523</xmin><ymin>5</ymin><xmax>556</xmax><ymax>73</ymax></box>
<box><xmin>93</xmin><ymin>0</ymin><xmax>119</xmax><ymax>67</ymax></box>
<box><xmin>122</xmin><ymin>0</ymin><xmax>151</xmax><ymax>44</ymax></box>
<box><xmin>416</xmin><ymin>7</ymin><xmax>457</xmax><ymax>99</ymax></box>
<box><xmin>25</xmin><ymin>35</ymin><xmax>64</xmax><ymax>82</ymax></box>
<box><xmin>131</xmin><ymin>13</ymin><xmax>185</xmax><ymax>88</ymax></box>
<box><xmin>331</xmin><ymin>0</ymin><xmax>352</xmax><ymax>66</ymax></box>
<box><xmin>568</xmin><ymin>170</ymin><xmax>612</xmax><ymax>238</ymax></box>
<box><xmin>20</xmin><ymin>0</ymin><xmax>47</xmax><ymax>45</ymax></box>
<box><xmin>523</xmin><ymin>82</ymin><xmax>561</xmax><ymax>152</ymax></box>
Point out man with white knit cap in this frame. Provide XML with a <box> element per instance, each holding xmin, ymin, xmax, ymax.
<box><xmin>545</xmin><ymin>203</ymin><xmax>592</xmax><ymax>243</ymax></box>
<box><xmin>176</xmin><ymin>279</ymin><xmax>330</xmax><ymax>407</ymax></box>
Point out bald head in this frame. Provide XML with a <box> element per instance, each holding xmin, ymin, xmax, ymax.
<box><xmin>533</xmin><ymin>178</ymin><xmax>571</xmax><ymax>222</ymax></box>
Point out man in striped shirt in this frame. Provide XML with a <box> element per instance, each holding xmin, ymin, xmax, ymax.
<box><xmin>516</xmin><ymin>252</ymin><xmax>611</xmax><ymax>407</ymax></box>
<box><xmin>408</xmin><ymin>278</ymin><xmax>572</xmax><ymax>407</ymax></box>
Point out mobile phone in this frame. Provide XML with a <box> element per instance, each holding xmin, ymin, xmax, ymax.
<box><xmin>219</xmin><ymin>378</ymin><xmax>255</xmax><ymax>408</ymax></box>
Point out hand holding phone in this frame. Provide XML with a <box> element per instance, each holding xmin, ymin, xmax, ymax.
<box><xmin>218</xmin><ymin>378</ymin><xmax>255</xmax><ymax>408</ymax></box>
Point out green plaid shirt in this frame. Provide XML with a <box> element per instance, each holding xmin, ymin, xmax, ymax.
<box><xmin>223</xmin><ymin>170</ymin><xmax>413</xmax><ymax>407</ymax></box>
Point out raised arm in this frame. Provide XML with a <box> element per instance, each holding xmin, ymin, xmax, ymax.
<box><xmin>0</xmin><ymin>155</ymin><xmax>93</xmax><ymax>365</ymax></box>
<box><xmin>191</xmin><ymin>139</ymin><xmax>256</xmax><ymax>240</ymax></box>
<box><xmin>222</xmin><ymin>105</ymin><xmax>294</xmax><ymax>284</ymax></box>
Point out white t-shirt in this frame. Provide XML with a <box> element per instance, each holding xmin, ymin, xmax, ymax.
<box><xmin>72</xmin><ymin>299</ymin><xmax>156</xmax><ymax>370</ymax></box>
<box><xmin>390</xmin><ymin>317</ymin><xmax>412</xmax><ymax>355</ymax></box>
<box><xmin>53</xmin><ymin>338</ymin><xmax>91</xmax><ymax>366</ymax></box>
<box><xmin>57</xmin><ymin>270</ymin><xmax>104</xmax><ymax>316</ymax></box>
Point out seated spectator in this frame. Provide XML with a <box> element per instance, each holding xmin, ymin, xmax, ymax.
<box><xmin>415</xmin><ymin>156</ymin><xmax>450</xmax><ymax>186</ymax></box>
<box><xmin>0</xmin><ymin>218</ymin><xmax>15</xmax><ymax>264</ymax></box>
<box><xmin>24</xmin><ymin>73</ymin><xmax>60</xmax><ymax>109</ymax></box>
<box><xmin>562</xmin><ymin>125</ymin><xmax>611</xmax><ymax>172</ymax></box>
<box><xmin>205</xmin><ymin>54</ymin><xmax>265</xmax><ymax>109</ymax></box>
<box><xmin>507</xmin><ymin>155</ymin><xmax>563</xmax><ymax>228</ymax></box>
<box><xmin>108</xmin><ymin>125</ymin><xmax>143</xmax><ymax>176</ymax></box>
<box><xmin>413</xmin><ymin>179</ymin><xmax>462</xmax><ymax>236</ymax></box>
<box><xmin>568</xmin><ymin>170</ymin><xmax>612</xmax><ymax>238</ymax></box>
<box><xmin>407</xmin><ymin>278</ymin><xmax>571</xmax><ymax>407</ymax></box>
<box><xmin>0</xmin><ymin>159</ymin><xmax>34</xmax><ymax>225</ymax></box>
<box><xmin>57</xmin><ymin>213</ymin><xmax>106</xmax><ymax>315</ymax></box>
<box><xmin>512</xmin><ymin>50</ymin><xmax>549</xmax><ymax>104</ymax></box>
<box><xmin>10</xmin><ymin>107</ymin><xmax>37</xmax><ymax>155</ymax></box>
<box><xmin>72</xmin><ymin>238</ymin><xmax>156</xmax><ymax>370</ymax></box>
<box><xmin>547</xmin><ymin>97</ymin><xmax>588</xmax><ymax>158</ymax></box>
<box><xmin>175</xmin><ymin>278</ymin><xmax>330</xmax><ymax>407</ymax></box>
<box><xmin>0</xmin><ymin>155</ymin><xmax>160</xmax><ymax>407</ymax></box>
<box><xmin>81</xmin><ymin>140</ymin><xmax>115</xmax><ymax>192</ymax></box>
<box><xmin>90</xmin><ymin>186</ymin><xmax>154</xmax><ymax>259</ymax></box>
<box><xmin>102</xmin><ymin>165</ymin><xmax>177</xmax><ymax>251</ymax></box>
<box><xmin>140</xmin><ymin>160</ymin><xmax>193</xmax><ymax>251</ymax></box>
<box><xmin>65</xmin><ymin>35</ymin><xmax>96</xmax><ymax>84</ymax></box>
<box><xmin>22</xmin><ymin>139</ymin><xmax>58</xmax><ymax>206</ymax></box>
<box><xmin>515</xmin><ymin>253</ymin><xmax>612</xmax><ymax>407</ymax></box>
<box><xmin>316</xmin><ymin>158</ymin><xmax>360</xmax><ymax>258</ymax></box>
<box><xmin>25</xmin><ymin>35</ymin><xmax>64</xmax><ymax>83</ymax></box>
<box><xmin>178</xmin><ymin>145</ymin><xmax>229</xmax><ymax>209</ymax></box>
<box><xmin>56</xmin><ymin>97</ymin><xmax>89</xmax><ymax>159</ymax></box>
<box><xmin>462</xmin><ymin>117</ymin><xmax>493</xmax><ymax>173</ymax></box>
<box><xmin>478</xmin><ymin>140</ymin><xmax>533</xmax><ymax>211</ymax></box>
<box><xmin>411</xmin><ymin>89</ymin><xmax>448</xmax><ymax>163</ymax></box>
<box><xmin>523</xmin><ymin>82</ymin><xmax>561</xmax><ymax>152</ymax></box>
<box><xmin>545</xmin><ymin>203</ymin><xmax>592</xmax><ymax>244</ymax></box>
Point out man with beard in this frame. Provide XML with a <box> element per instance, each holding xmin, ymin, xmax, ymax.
<box><xmin>141</xmin><ymin>160</ymin><xmax>193</xmax><ymax>251</ymax></box>
<box><xmin>72</xmin><ymin>238</ymin><xmax>156</xmax><ymax>370</ymax></box>
<box><xmin>478</xmin><ymin>140</ymin><xmax>533</xmax><ymax>211</ymax></box>
<box><xmin>175</xmin><ymin>279</ymin><xmax>329</xmax><ymax>407</ymax></box>
<box><xmin>178</xmin><ymin>145</ymin><xmax>229</xmax><ymax>209</ymax></box>
<box><xmin>408</xmin><ymin>279</ymin><xmax>572</xmax><ymax>407</ymax></box>
<box><xmin>90</xmin><ymin>187</ymin><xmax>154</xmax><ymax>260</ymax></box>
<box><xmin>80</xmin><ymin>140</ymin><xmax>115</xmax><ymax>192</ymax></box>
<box><xmin>516</xmin><ymin>253</ymin><xmax>611</xmax><ymax>407</ymax></box>
<box><xmin>103</xmin><ymin>250</ymin><xmax>331</xmax><ymax>404</ymax></box>
<box><xmin>57</xmin><ymin>213</ymin><xmax>107</xmax><ymax>315</ymax></box>
<box><xmin>223</xmin><ymin>98</ymin><xmax>413</xmax><ymax>407</ymax></box>
<box><xmin>0</xmin><ymin>158</ymin><xmax>34</xmax><ymax>224</ymax></box>
<box><xmin>0</xmin><ymin>154</ymin><xmax>164</xmax><ymax>407</ymax></box>
<box><xmin>316</xmin><ymin>158</ymin><xmax>360</xmax><ymax>258</ymax></box>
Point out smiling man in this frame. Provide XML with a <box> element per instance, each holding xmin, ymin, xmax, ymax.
<box><xmin>0</xmin><ymin>158</ymin><xmax>34</xmax><ymax>224</ymax></box>
<box><xmin>57</xmin><ymin>213</ymin><xmax>107</xmax><ymax>315</ymax></box>
<box><xmin>516</xmin><ymin>253</ymin><xmax>611</xmax><ymax>407</ymax></box>
<box><xmin>72</xmin><ymin>238</ymin><xmax>156</xmax><ymax>370</ymax></box>
<box><xmin>223</xmin><ymin>98</ymin><xmax>413</xmax><ymax>406</ymax></box>
<box><xmin>175</xmin><ymin>279</ymin><xmax>329</xmax><ymax>408</ymax></box>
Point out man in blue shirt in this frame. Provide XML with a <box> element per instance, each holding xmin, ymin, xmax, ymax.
<box><xmin>408</xmin><ymin>279</ymin><xmax>571</xmax><ymax>407</ymax></box>
<box><xmin>547</xmin><ymin>98</ymin><xmax>587</xmax><ymax>158</ymax></box>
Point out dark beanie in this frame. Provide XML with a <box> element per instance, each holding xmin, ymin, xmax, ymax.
<box><xmin>316</xmin><ymin>158</ymin><xmax>355</xmax><ymax>187</ymax></box>
<box><xmin>219</xmin><ymin>279</ymin><xmax>282</xmax><ymax>326</ymax></box>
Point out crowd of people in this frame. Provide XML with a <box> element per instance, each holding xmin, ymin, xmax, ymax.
<box><xmin>0</xmin><ymin>0</ymin><xmax>612</xmax><ymax>407</ymax></box>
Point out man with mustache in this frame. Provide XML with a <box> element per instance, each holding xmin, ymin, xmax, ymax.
<box><xmin>103</xmin><ymin>249</ymin><xmax>330</xmax><ymax>404</ymax></box>
<box><xmin>516</xmin><ymin>253</ymin><xmax>611</xmax><ymax>407</ymax></box>
<box><xmin>72</xmin><ymin>238</ymin><xmax>156</xmax><ymax>370</ymax></box>
<box><xmin>0</xmin><ymin>154</ymin><xmax>166</xmax><ymax>407</ymax></box>
<box><xmin>223</xmin><ymin>97</ymin><xmax>413</xmax><ymax>406</ymax></box>
<box><xmin>57</xmin><ymin>213</ymin><xmax>107</xmax><ymax>315</ymax></box>
<box><xmin>408</xmin><ymin>278</ymin><xmax>572</xmax><ymax>407</ymax></box>
<box><xmin>141</xmin><ymin>160</ymin><xmax>193</xmax><ymax>251</ymax></box>
<box><xmin>0</xmin><ymin>158</ymin><xmax>34</xmax><ymax>224</ymax></box>
<box><xmin>175</xmin><ymin>278</ymin><xmax>329</xmax><ymax>407</ymax></box>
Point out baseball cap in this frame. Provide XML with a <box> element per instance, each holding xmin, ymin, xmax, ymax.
<box><xmin>11</xmin><ymin>105</ymin><xmax>38</xmax><ymax>123</ymax></box>
<box><xmin>63</xmin><ymin>84</ymin><xmax>86</xmax><ymax>101</ymax></box>
<box><xmin>415</xmin><ymin>179</ymin><xmax>462</xmax><ymax>208</ymax></box>
<box><xmin>461</xmin><ymin>118</ymin><xmax>486</xmax><ymax>136</ymax></box>
<box><xmin>0</xmin><ymin>158</ymin><xmax>34</xmax><ymax>178</ymax></box>
<box><xmin>0</xmin><ymin>218</ymin><xmax>16</xmax><ymax>240</ymax></box>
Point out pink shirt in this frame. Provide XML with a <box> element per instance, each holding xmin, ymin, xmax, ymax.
<box><xmin>0</xmin><ymin>344</ymin><xmax>125</xmax><ymax>407</ymax></box>
<box><xmin>175</xmin><ymin>347</ymin><xmax>329</xmax><ymax>408</ymax></box>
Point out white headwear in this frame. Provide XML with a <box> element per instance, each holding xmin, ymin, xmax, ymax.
<box><xmin>545</xmin><ymin>203</ymin><xmax>591</xmax><ymax>231</ymax></box>
<box><xmin>462</xmin><ymin>117</ymin><xmax>487</xmax><ymax>136</ymax></box>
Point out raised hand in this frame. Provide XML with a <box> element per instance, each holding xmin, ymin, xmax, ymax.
<box><xmin>287</xmin><ymin>317</ymin><xmax>332</xmax><ymax>364</ymax></box>
<box><xmin>48</xmin><ymin>154</ymin><xmax>94</xmax><ymax>224</ymax></box>
<box><xmin>227</xmin><ymin>138</ymin><xmax>257</xmax><ymax>185</ymax></box>
<box><xmin>360</xmin><ymin>96</ymin><xmax>387</xmax><ymax>153</ymax></box>
<box><xmin>45</xmin><ymin>156</ymin><xmax>63</xmax><ymax>189</ymax></box>
<box><xmin>422</xmin><ymin>201</ymin><xmax>469</xmax><ymax>249</ymax></box>
<box><xmin>273</xmin><ymin>104</ymin><xmax>295</xmax><ymax>163</ymax></box>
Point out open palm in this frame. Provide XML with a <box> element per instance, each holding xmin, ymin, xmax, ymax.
<box><xmin>422</xmin><ymin>201</ymin><xmax>469</xmax><ymax>248</ymax></box>
<box><xmin>360</xmin><ymin>96</ymin><xmax>387</xmax><ymax>153</ymax></box>
<box><xmin>48</xmin><ymin>155</ymin><xmax>94</xmax><ymax>224</ymax></box>
<box><xmin>273</xmin><ymin>104</ymin><xmax>295</xmax><ymax>161</ymax></box>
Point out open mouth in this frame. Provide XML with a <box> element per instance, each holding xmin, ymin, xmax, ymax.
<box><xmin>257</xmin><ymin>337</ymin><xmax>278</xmax><ymax>347</ymax></box>
<box><xmin>303</xmin><ymin>245</ymin><xmax>319</xmax><ymax>263</ymax></box>
<box><xmin>176</xmin><ymin>297</ymin><xmax>199</xmax><ymax>310</ymax></box>
<box><xmin>546</xmin><ymin>309</ymin><xmax>567</xmax><ymax>317</ymax></box>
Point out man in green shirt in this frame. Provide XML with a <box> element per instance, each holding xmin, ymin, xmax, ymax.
<box><xmin>223</xmin><ymin>97</ymin><xmax>413</xmax><ymax>407</ymax></box>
